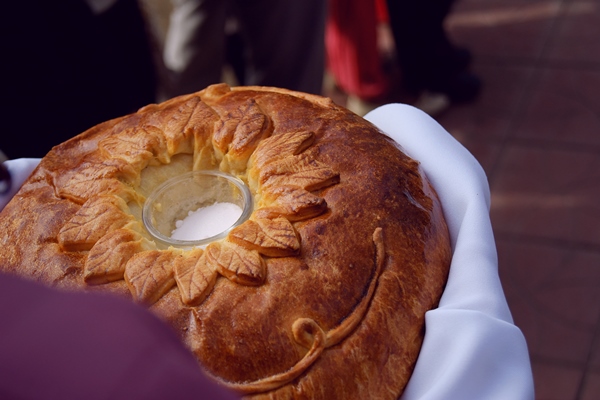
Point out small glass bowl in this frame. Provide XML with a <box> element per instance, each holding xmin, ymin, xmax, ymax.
<box><xmin>142</xmin><ymin>171</ymin><xmax>253</xmax><ymax>248</ymax></box>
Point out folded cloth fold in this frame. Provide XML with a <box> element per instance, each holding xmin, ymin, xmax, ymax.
<box><xmin>365</xmin><ymin>104</ymin><xmax>534</xmax><ymax>400</ymax></box>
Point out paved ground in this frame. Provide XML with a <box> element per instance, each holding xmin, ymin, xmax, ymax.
<box><xmin>439</xmin><ymin>1</ymin><xmax>600</xmax><ymax>398</ymax></box>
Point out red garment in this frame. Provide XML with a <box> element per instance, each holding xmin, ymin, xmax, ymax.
<box><xmin>326</xmin><ymin>0</ymin><xmax>389</xmax><ymax>100</ymax></box>
<box><xmin>375</xmin><ymin>0</ymin><xmax>389</xmax><ymax>22</ymax></box>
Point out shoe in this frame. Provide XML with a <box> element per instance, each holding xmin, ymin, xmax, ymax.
<box><xmin>412</xmin><ymin>91</ymin><xmax>451</xmax><ymax>116</ymax></box>
<box><xmin>346</xmin><ymin>95</ymin><xmax>383</xmax><ymax>117</ymax></box>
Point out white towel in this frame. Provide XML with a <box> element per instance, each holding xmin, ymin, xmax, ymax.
<box><xmin>365</xmin><ymin>104</ymin><xmax>534</xmax><ymax>400</ymax></box>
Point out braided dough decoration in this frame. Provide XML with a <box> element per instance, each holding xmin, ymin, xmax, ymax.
<box><xmin>0</xmin><ymin>84</ymin><xmax>451</xmax><ymax>399</ymax></box>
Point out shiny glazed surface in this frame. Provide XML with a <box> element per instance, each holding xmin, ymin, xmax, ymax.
<box><xmin>0</xmin><ymin>84</ymin><xmax>451</xmax><ymax>399</ymax></box>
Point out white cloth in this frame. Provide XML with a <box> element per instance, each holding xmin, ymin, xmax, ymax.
<box><xmin>365</xmin><ymin>104</ymin><xmax>534</xmax><ymax>400</ymax></box>
<box><xmin>1</xmin><ymin>104</ymin><xmax>534</xmax><ymax>399</ymax></box>
<box><xmin>0</xmin><ymin>159</ymin><xmax>40</xmax><ymax>212</ymax></box>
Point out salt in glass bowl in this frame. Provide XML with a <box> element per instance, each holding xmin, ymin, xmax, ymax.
<box><xmin>142</xmin><ymin>170</ymin><xmax>253</xmax><ymax>248</ymax></box>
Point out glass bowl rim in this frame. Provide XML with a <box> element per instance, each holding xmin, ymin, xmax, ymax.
<box><xmin>141</xmin><ymin>170</ymin><xmax>253</xmax><ymax>248</ymax></box>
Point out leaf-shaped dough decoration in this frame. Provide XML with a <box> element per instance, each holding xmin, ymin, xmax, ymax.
<box><xmin>98</xmin><ymin>126</ymin><xmax>169</xmax><ymax>171</ymax></box>
<box><xmin>228</xmin><ymin>218</ymin><xmax>300</xmax><ymax>257</ymax></box>
<box><xmin>84</xmin><ymin>228</ymin><xmax>155</xmax><ymax>285</ymax></box>
<box><xmin>143</xmin><ymin>96</ymin><xmax>201</xmax><ymax>155</ymax></box>
<box><xmin>229</xmin><ymin>103</ymin><xmax>270</xmax><ymax>156</ymax></box>
<box><xmin>259</xmin><ymin>153</ymin><xmax>339</xmax><ymax>192</ymax></box>
<box><xmin>190</xmin><ymin>101</ymin><xmax>220</xmax><ymax>171</ymax></box>
<box><xmin>198</xmin><ymin>82</ymin><xmax>231</xmax><ymax>104</ymax></box>
<box><xmin>252</xmin><ymin>130</ymin><xmax>315</xmax><ymax>170</ymax></box>
<box><xmin>212</xmin><ymin>99</ymin><xmax>269</xmax><ymax>160</ymax></box>
<box><xmin>256</xmin><ymin>186</ymin><xmax>327</xmax><ymax>221</ymax></box>
<box><xmin>174</xmin><ymin>248</ymin><xmax>218</xmax><ymax>306</ymax></box>
<box><xmin>58</xmin><ymin>195</ymin><xmax>135</xmax><ymax>252</ymax></box>
<box><xmin>124</xmin><ymin>249</ymin><xmax>180</xmax><ymax>305</ymax></box>
<box><xmin>205</xmin><ymin>241</ymin><xmax>266</xmax><ymax>286</ymax></box>
<box><xmin>54</xmin><ymin>157</ymin><xmax>138</xmax><ymax>204</ymax></box>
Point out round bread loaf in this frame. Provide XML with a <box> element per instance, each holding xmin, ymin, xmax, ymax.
<box><xmin>0</xmin><ymin>84</ymin><xmax>451</xmax><ymax>399</ymax></box>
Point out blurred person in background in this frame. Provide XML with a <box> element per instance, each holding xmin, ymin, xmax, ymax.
<box><xmin>161</xmin><ymin>0</ymin><xmax>327</xmax><ymax>99</ymax></box>
<box><xmin>325</xmin><ymin>0</ymin><xmax>391</xmax><ymax>108</ymax></box>
<box><xmin>326</xmin><ymin>0</ymin><xmax>480</xmax><ymax>116</ymax></box>
<box><xmin>2</xmin><ymin>0</ymin><xmax>157</xmax><ymax>159</ymax></box>
<box><xmin>386</xmin><ymin>0</ymin><xmax>481</xmax><ymax>104</ymax></box>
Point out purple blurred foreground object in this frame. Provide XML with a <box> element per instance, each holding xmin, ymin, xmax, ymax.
<box><xmin>0</xmin><ymin>273</ymin><xmax>239</xmax><ymax>400</ymax></box>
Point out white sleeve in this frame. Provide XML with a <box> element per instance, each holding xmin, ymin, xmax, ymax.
<box><xmin>0</xmin><ymin>158</ymin><xmax>41</xmax><ymax>212</ymax></box>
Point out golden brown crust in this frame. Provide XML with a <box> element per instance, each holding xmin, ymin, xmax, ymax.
<box><xmin>0</xmin><ymin>84</ymin><xmax>451</xmax><ymax>399</ymax></box>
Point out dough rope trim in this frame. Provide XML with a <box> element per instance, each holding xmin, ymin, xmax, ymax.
<box><xmin>204</xmin><ymin>227</ymin><xmax>386</xmax><ymax>394</ymax></box>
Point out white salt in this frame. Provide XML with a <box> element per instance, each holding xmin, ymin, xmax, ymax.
<box><xmin>170</xmin><ymin>202</ymin><xmax>243</xmax><ymax>241</ymax></box>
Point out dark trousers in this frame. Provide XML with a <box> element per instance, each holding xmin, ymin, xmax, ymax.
<box><xmin>163</xmin><ymin>0</ymin><xmax>327</xmax><ymax>97</ymax></box>
<box><xmin>386</xmin><ymin>0</ymin><xmax>459</xmax><ymax>91</ymax></box>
